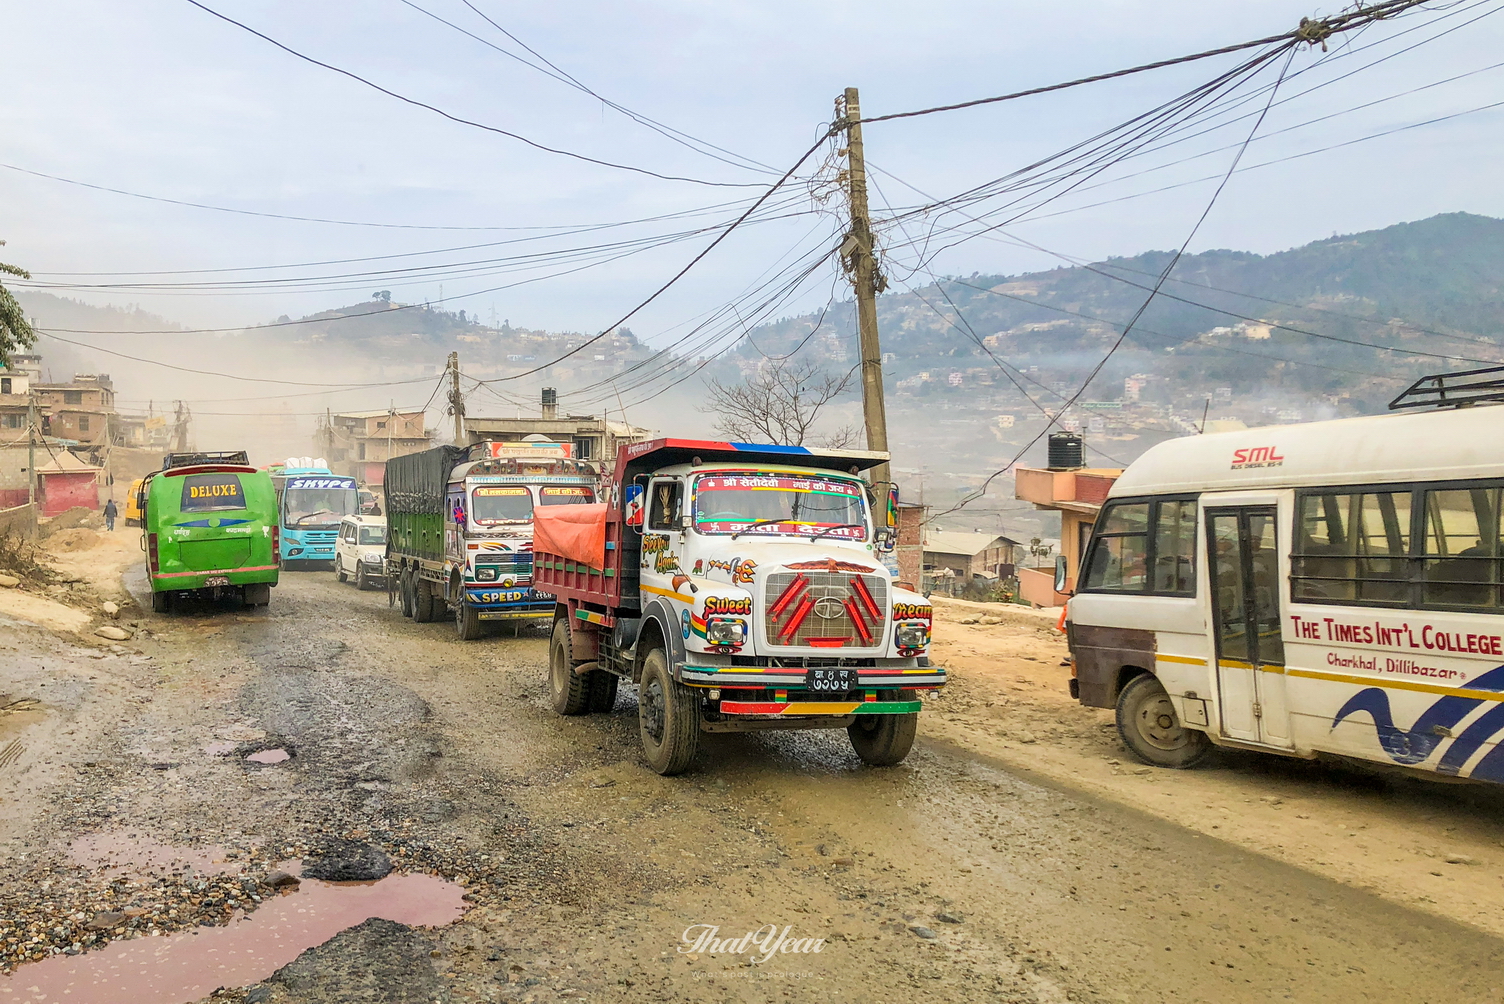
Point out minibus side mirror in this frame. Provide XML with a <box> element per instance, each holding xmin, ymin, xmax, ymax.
<box><xmin>1054</xmin><ymin>554</ymin><xmax>1070</xmax><ymax>595</ymax></box>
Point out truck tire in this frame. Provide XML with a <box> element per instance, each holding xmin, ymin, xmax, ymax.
<box><xmin>1115</xmin><ymin>672</ymin><xmax>1211</xmax><ymax>769</ymax></box>
<box><xmin>848</xmin><ymin>690</ymin><xmax>920</xmax><ymax>766</ymax></box>
<box><xmin>637</xmin><ymin>648</ymin><xmax>699</xmax><ymax>776</ymax></box>
<box><xmin>455</xmin><ymin>595</ymin><xmax>484</xmax><ymax>640</ymax></box>
<box><xmin>335</xmin><ymin>558</ymin><xmax>348</xmax><ymax>584</ymax></box>
<box><xmin>243</xmin><ymin>582</ymin><xmax>271</xmax><ymax>607</ymax></box>
<box><xmin>587</xmin><ymin>671</ymin><xmax>620</xmax><ymax>713</ymax></box>
<box><xmin>414</xmin><ymin>576</ymin><xmax>435</xmax><ymax>623</ymax></box>
<box><xmin>151</xmin><ymin>589</ymin><xmax>171</xmax><ymax>614</ymax></box>
<box><xmin>549</xmin><ymin>617</ymin><xmax>590</xmax><ymax>715</ymax></box>
<box><xmin>400</xmin><ymin>569</ymin><xmax>415</xmax><ymax>618</ymax></box>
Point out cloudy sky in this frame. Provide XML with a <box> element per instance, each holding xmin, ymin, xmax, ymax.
<box><xmin>4</xmin><ymin>0</ymin><xmax>1504</xmax><ymax>343</ymax></box>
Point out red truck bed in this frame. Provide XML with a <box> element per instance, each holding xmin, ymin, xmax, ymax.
<box><xmin>532</xmin><ymin>503</ymin><xmax>628</xmax><ymax>610</ymax></box>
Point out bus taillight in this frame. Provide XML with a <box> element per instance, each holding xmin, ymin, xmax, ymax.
<box><xmin>271</xmin><ymin>523</ymin><xmax>280</xmax><ymax>558</ymax></box>
<box><xmin>146</xmin><ymin>533</ymin><xmax>160</xmax><ymax>574</ymax></box>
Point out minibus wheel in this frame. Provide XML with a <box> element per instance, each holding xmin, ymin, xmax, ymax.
<box><xmin>1115</xmin><ymin>673</ymin><xmax>1210</xmax><ymax>769</ymax></box>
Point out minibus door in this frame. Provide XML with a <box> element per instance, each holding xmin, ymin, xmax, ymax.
<box><xmin>1206</xmin><ymin>506</ymin><xmax>1290</xmax><ymax>748</ymax></box>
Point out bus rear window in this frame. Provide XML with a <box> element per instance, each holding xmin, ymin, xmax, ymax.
<box><xmin>539</xmin><ymin>486</ymin><xmax>595</xmax><ymax>505</ymax></box>
<box><xmin>180</xmin><ymin>474</ymin><xmax>246</xmax><ymax>512</ymax></box>
<box><xmin>1083</xmin><ymin>499</ymin><xmax>1197</xmax><ymax>596</ymax></box>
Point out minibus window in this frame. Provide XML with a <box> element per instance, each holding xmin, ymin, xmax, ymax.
<box><xmin>1153</xmin><ymin>500</ymin><xmax>1197</xmax><ymax>594</ymax></box>
<box><xmin>1422</xmin><ymin>488</ymin><xmax>1501</xmax><ymax>609</ymax></box>
<box><xmin>1083</xmin><ymin>502</ymin><xmax>1150</xmax><ymax>592</ymax></box>
<box><xmin>1293</xmin><ymin>491</ymin><xmax>1413</xmax><ymax>605</ymax></box>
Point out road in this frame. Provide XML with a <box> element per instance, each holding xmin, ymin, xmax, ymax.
<box><xmin>3</xmin><ymin>566</ymin><xmax>1504</xmax><ymax>1003</ymax></box>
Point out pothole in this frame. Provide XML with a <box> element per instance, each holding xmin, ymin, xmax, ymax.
<box><xmin>0</xmin><ymin>869</ymin><xmax>467</xmax><ymax>1003</ymax></box>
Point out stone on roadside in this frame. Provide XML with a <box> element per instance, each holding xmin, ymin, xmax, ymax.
<box><xmin>94</xmin><ymin>625</ymin><xmax>132</xmax><ymax>641</ymax></box>
<box><xmin>1444</xmin><ymin>853</ymin><xmax>1477</xmax><ymax>866</ymax></box>
<box><xmin>302</xmin><ymin>839</ymin><xmax>393</xmax><ymax>882</ymax></box>
<box><xmin>909</xmin><ymin>926</ymin><xmax>938</xmax><ymax>939</ymax></box>
<box><xmin>0</xmin><ymin>573</ymin><xmax>19</xmax><ymax>588</ymax></box>
<box><xmin>936</xmin><ymin>911</ymin><xmax>964</xmax><ymax>924</ymax></box>
<box><xmin>102</xmin><ymin>601</ymin><xmax>120</xmax><ymax>618</ymax></box>
<box><xmin>266</xmin><ymin>869</ymin><xmax>302</xmax><ymax>889</ymax></box>
<box><xmin>957</xmin><ymin>617</ymin><xmax>979</xmax><ymax>625</ymax></box>
<box><xmin>86</xmin><ymin>911</ymin><xmax>125</xmax><ymax>931</ymax></box>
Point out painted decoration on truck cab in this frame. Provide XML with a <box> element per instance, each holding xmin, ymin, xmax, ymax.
<box><xmin>624</xmin><ymin>483</ymin><xmax>644</xmax><ymax>527</ymax></box>
<box><xmin>705</xmin><ymin>557</ymin><xmax>757</xmax><ymax>584</ymax></box>
<box><xmin>471</xmin><ymin>486</ymin><xmax>529</xmax><ymax>525</ymax></box>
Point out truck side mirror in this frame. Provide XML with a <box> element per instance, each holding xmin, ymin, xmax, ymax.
<box><xmin>886</xmin><ymin>484</ymin><xmax>899</xmax><ymax>533</ymax></box>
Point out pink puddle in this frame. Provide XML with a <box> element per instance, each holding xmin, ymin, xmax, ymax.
<box><xmin>0</xmin><ymin>872</ymin><xmax>467</xmax><ymax>1004</ymax></box>
<box><xmin>245</xmin><ymin>749</ymin><xmax>290</xmax><ymax>765</ymax></box>
<box><xmin>202</xmin><ymin>742</ymin><xmax>237</xmax><ymax>756</ymax></box>
<box><xmin>69</xmin><ymin>831</ymin><xmax>234</xmax><ymax>875</ymax></box>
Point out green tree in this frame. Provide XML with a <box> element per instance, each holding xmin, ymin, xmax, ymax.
<box><xmin>0</xmin><ymin>241</ymin><xmax>36</xmax><ymax>367</ymax></box>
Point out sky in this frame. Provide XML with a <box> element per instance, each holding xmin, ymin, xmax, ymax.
<box><xmin>4</xmin><ymin>0</ymin><xmax>1504</xmax><ymax>347</ymax></box>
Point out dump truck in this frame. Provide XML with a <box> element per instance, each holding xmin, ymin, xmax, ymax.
<box><xmin>384</xmin><ymin>441</ymin><xmax>599</xmax><ymax>638</ymax></box>
<box><xmin>531</xmin><ymin>438</ymin><xmax>946</xmax><ymax>775</ymax></box>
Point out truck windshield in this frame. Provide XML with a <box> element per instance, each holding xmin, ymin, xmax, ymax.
<box><xmin>285</xmin><ymin>488</ymin><xmax>356</xmax><ymax>528</ymax></box>
<box><xmin>472</xmin><ymin>486</ymin><xmax>532</xmax><ymax>524</ymax></box>
<box><xmin>693</xmin><ymin>473</ymin><xmax>868</xmax><ymax>541</ymax></box>
<box><xmin>359</xmin><ymin>526</ymin><xmax>387</xmax><ymax>546</ymax></box>
<box><xmin>539</xmin><ymin>486</ymin><xmax>596</xmax><ymax>505</ymax></box>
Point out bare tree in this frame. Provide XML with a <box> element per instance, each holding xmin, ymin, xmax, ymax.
<box><xmin>704</xmin><ymin>358</ymin><xmax>859</xmax><ymax>447</ymax></box>
<box><xmin>0</xmin><ymin>241</ymin><xmax>35</xmax><ymax>367</ymax></box>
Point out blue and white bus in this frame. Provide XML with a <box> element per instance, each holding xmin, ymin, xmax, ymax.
<box><xmin>277</xmin><ymin>458</ymin><xmax>358</xmax><ymax>569</ymax></box>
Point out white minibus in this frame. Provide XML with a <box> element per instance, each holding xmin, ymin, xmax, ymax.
<box><xmin>1068</xmin><ymin>388</ymin><xmax>1504</xmax><ymax>781</ymax></box>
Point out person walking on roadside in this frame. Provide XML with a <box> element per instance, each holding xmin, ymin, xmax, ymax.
<box><xmin>103</xmin><ymin>498</ymin><xmax>118</xmax><ymax>532</ymax></box>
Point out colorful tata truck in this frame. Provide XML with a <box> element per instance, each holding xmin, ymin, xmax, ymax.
<box><xmin>276</xmin><ymin>458</ymin><xmax>358</xmax><ymax>568</ymax></box>
<box><xmin>531</xmin><ymin>438</ymin><xmax>945</xmax><ymax>775</ymax></box>
<box><xmin>139</xmin><ymin>452</ymin><xmax>278</xmax><ymax>612</ymax></box>
<box><xmin>385</xmin><ymin>441</ymin><xmax>599</xmax><ymax>639</ymax></box>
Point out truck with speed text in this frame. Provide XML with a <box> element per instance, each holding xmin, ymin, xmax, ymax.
<box><xmin>385</xmin><ymin>441</ymin><xmax>599</xmax><ymax>639</ymax></box>
<box><xmin>531</xmin><ymin>438</ymin><xmax>946</xmax><ymax>775</ymax></box>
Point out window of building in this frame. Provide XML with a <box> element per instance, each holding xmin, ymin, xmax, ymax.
<box><xmin>1082</xmin><ymin>497</ymin><xmax>1198</xmax><ymax>596</ymax></box>
<box><xmin>1</xmin><ymin>377</ymin><xmax>10</xmax><ymax>394</ymax></box>
<box><xmin>2</xmin><ymin>413</ymin><xmax>19</xmax><ymax>428</ymax></box>
<box><xmin>376</xmin><ymin>421</ymin><xmax>386</xmax><ymax>430</ymax></box>
<box><xmin>78</xmin><ymin>416</ymin><xmax>91</xmax><ymax>433</ymax></box>
<box><xmin>358</xmin><ymin>443</ymin><xmax>366</xmax><ymax>460</ymax></box>
<box><xmin>63</xmin><ymin>390</ymin><xmax>83</xmax><ymax>405</ymax></box>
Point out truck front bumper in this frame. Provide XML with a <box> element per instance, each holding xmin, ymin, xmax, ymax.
<box><xmin>680</xmin><ymin>664</ymin><xmax>947</xmax><ymax>689</ymax></box>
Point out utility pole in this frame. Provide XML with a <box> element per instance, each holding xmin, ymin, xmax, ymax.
<box><xmin>26</xmin><ymin>392</ymin><xmax>37</xmax><ymax>509</ymax></box>
<box><xmin>839</xmin><ymin>86</ymin><xmax>891</xmax><ymax>490</ymax></box>
<box><xmin>174</xmin><ymin>400</ymin><xmax>188</xmax><ymax>453</ymax></box>
<box><xmin>447</xmin><ymin>351</ymin><xmax>465</xmax><ymax>445</ymax></box>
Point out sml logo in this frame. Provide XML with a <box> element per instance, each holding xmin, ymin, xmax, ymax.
<box><xmin>1231</xmin><ymin>446</ymin><xmax>1284</xmax><ymax>470</ymax></box>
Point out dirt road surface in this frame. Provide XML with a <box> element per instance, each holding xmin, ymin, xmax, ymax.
<box><xmin>3</xmin><ymin>540</ymin><xmax>1504</xmax><ymax>1003</ymax></box>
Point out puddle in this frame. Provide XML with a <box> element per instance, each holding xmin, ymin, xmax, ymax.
<box><xmin>202</xmin><ymin>741</ymin><xmax>237</xmax><ymax>756</ymax></box>
<box><xmin>245</xmin><ymin>749</ymin><xmax>290</xmax><ymax>765</ymax></box>
<box><xmin>0</xmin><ymin>871</ymin><xmax>467</xmax><ymax>1003</ymax></box>
<box><xmin>68</xmin><ymin>831</ymin><xmax>235</xmax><ymax>876</ymax></box>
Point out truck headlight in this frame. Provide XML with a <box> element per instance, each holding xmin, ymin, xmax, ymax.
<box><xmin>475</xmin><ymin>565</ymin><xmax>498</xmax><ymax>581</ymax></box>
<box><xmin>895</xmin><ymin>621</ymin><xmax>930</xmax><ymax>651</ymax></box>
<box><xmin>705</xmin><ymin>618</ymin><xmax>747</xmax><ymax>646</ymax></box>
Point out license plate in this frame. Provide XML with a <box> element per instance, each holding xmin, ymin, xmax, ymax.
<box><xmin>204</xmin><ymin>576</ymin><xmax>230</xmax><ymax>587</ymax></box>
<box><xmin>805</xmin><ymin>668</ymin><xmax>858</xmax><ymax>693</ymax></box>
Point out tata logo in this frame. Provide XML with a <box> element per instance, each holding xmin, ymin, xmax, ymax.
<box><xmin>812</xmin><ymin>596</ymin><xmax>846</xmax><ymax>619</ymax></box>
<box><xmin>1231</xmin><ymin>446</ymin><xmax>1284</xmax><ymax>470</ymax></box>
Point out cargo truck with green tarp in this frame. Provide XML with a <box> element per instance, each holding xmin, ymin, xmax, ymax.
<box><xmin>384</xmin><ymin>441</ymin><xmax>599</xmax><ymax>639</ymax></box>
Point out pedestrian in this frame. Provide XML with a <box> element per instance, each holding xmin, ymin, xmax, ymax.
<box><xmin>103</xmin><ymin>498</ymin><xmax>118</xmax><ymax>532</ymax></box>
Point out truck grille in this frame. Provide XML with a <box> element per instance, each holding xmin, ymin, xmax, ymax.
<box><xmin>764</xmin><ymin>570</ymin><xmax>887</xmax><ymax>648</ymax></box>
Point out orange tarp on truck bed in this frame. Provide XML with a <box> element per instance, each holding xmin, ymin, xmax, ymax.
<box><xmin>532</xmin><ymin>503</ymin><xmax>608</xmax><ymax>570</ymax></box>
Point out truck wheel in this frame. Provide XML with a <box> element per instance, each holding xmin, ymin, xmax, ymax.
<box><xmin>414</xmin><ymin>576</ymin><xmax>435</xmax><ymax>623</ymax></box>
<box><xmin>455</xmin><ymin>596</ymin><xmax>484</xmax><ymax>640</ymax></box>
<box><xmin>399</xmin><ymin>569</ymin><xmax>414</xmax><ymax>618</ymax></box>
<box><xmin>848</xmin><ymin>690</ymin><xmax>920</xmax><ymax>766</ymax></box>
<box><xmin>637</xmin><ymin>649</ymin><xmax>699</xmax><ymax>775</ymax></box>
<box><xmin>549</xmin><ymin>617</ymin><xmax>590</xmax><ymax>715</ymax></box>
<box><xmin>243</xmin><ymin>582</ymin><xmax>271</xmax><ymax>607</ymax></box>
<box><xmin>587</xmin><ymin>671</ymin><xmax>620</xmax><ymax>713</ymax></box>
<box><xmin>1116</xmin><ymin>672</ymin><xmax>1211</xmax><ymax>769</ymax></box>
<box><xmin>335</xmin><ymin>558</ymin><xmax>348</xmax><ymax>584</ymax></box>
<box><xmin>151</xmin><ymin>590</ymin><xmax>171</xmax><ymax>614</ymax></box>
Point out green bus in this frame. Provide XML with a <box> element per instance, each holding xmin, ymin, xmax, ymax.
<box><xmin>140</xmin><ymin>460</ymin><xmax>279</xmax><ymax>612</ymax></box>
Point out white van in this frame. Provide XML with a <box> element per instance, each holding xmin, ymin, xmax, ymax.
<box><xmin>1068</xmin><ymin>390</ymin><xmax>1504</xmax><ymax>783</ymax></box>
<box><xmin>334</xmin><ymin>514</ymin><xmax>387</xmax><ymax>590</ymax></box>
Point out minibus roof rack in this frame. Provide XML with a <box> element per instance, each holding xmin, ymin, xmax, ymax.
<box><xmin>1388</xmin><ymin>364</ymin><xmax>1504</xmax><ymax>411</ymax></box>
<box><xmin>162</xmin><ymin>450</ymin><xmax>250</xmax><ymax>469</ymax></box>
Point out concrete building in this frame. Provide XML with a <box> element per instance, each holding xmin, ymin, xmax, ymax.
<box><xmin>1014</xmin><ymin>462</ymin><xmax>1121</xmax><ymax>607</ymax></box>
<box><xmin>922</xmin><ymin>530</ymin><xmax>1022</xmax><ymax>596</ymax></box>
<box><xmin>325</xmin><ymin>410</ymin><xmax>431</xmax><ymax>488</ymax></box>
<box><xmin>32</xmin><ymin>374</ymin><xmax>117</xmax><ymax>448</ymax></box>
<box><xmin>464</xmin><ymin>390</ymin><xmax>650</xmax><ymax>466</ymax></box>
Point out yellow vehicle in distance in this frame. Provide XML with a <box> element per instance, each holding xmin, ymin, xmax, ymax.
<box><xmin>125</xmin><ymin>478</ymin><xmax>146</xmax><ymax>527</ymax></box>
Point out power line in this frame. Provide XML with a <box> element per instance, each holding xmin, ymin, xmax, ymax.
<box><xmin>185</xmin><ymin>0</ymin><xmax>765</xmax><ymax>188</ymax></box>
<box><xmin>859</xmin><ymin>0</ymin><xmax>1450</xmax><ymax>125</ymax></box>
